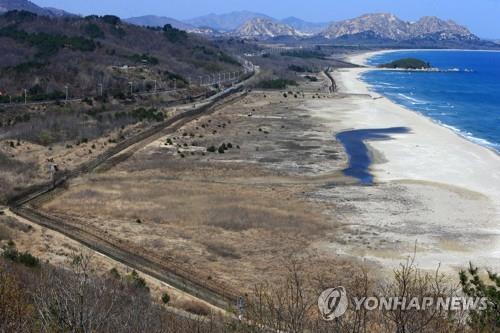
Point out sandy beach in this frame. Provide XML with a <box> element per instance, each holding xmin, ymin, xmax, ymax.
<box><xmin>307</xmin><ymin>51</ymin><xmax>500</xmax><ymax>273</ymax></box>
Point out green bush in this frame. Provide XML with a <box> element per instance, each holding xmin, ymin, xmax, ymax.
<box><xmin>131</xmin><ymin>108</ymin><xmax>164</xmax><ymax>122</ymax></box>
<box><xmin>85</xmin><ymin>23</ymin><xmax>105</xmax><ymax>39</ymax></box>
<box><xmin>18</xmin><ymin>252</ymin><xmax>40</xmax><ymax>267</ymax></box>
<box><xmin>288</xmin><ymin>64</ymin><xmax>311</xmax><ymax>72</ymax></box>
<box><xmin>460</xmin><ymin>264</ymin><xmax>500</xmax><ymax>330</ymax></box>
<box><xmin>2</xmin><ymin>246</ymin><xmax>40</xmax><ymax>268</ymax></box>
<box><xmin>126</xmin><ymin>270</ymin><xmax>149</xmax><ymax>292</ymax></box>
<box><xmin>256</xmin><ymin>79</ymin><xmax>298</xmax><ymax>90</ymax></box>
<box><xmin>163</xmin><ymin>24</ymin><xmax>188</xmax><ymax>43</ymax></box>
<box><xmin>161</xmin><ymin>292</ymin><xmax>170</xmax><ymax>304</ymax></box>
<box><xmin>102</xmin><ymin>15</ymin><xmax>121</xmax><ymax>25</ymax></box>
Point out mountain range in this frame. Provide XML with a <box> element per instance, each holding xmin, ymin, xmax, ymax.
<box><xmin>322</xmin><ymin>13</ymin><xmax>477</xmax><ymax>41</ymax></box>
<box><xmin>0</xmin><ymin>0</ymin><xmax>73</xmax><ymax>17</ymax></box>
<box><xmin>126</xmin><ymin>11</ymin><xmax>484</xmax><ymax>46</ymax></box>
<box><xmin>0</xmin><ymin>1</ymin><xmax>495</xmax><ymax>47</ymax></box>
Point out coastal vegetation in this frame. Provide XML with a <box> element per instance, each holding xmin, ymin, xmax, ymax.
<box><xmin>256</xmin><ymin>78</ymin><xmax>298</xmax><ymax>89</ymax></box>
<box><xmin>379</xmin><ymin>58</ymin><xmax>432</xmax><ymax>69</ymax></box>
<box><xmin>0</xmin><ymin>248</ymin><xmax>498</xmax><ymax>332</ymax></box>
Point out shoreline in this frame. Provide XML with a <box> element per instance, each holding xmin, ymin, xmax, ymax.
<box><xmin>340</xmin><ymin>50</ymin><xmax>500</xmax><ymax>201</ymax></box>
<box><xmin>315</xmin><ymin>50</ymin><xmax>500</xmax><ymax>271</ymax></box>
<box><xmin>346</xmin><ymin>50</ymin><xmax>500</xmax><ymax>156</ymax></box>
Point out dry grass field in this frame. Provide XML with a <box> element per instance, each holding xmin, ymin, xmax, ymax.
<box><xmin>36</xmin><ymin>83</ymin><xmax>359</xmax><ymax>292</ymax></box>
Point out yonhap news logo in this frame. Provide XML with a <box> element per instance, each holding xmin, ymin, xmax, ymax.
<box><xmin>317</xmin><ymin>287</ymin><xmax>349</xmax><ymax>320</ymax></box>
<box><xmin>318</xmin><ymin>287</ymin><xmax>489</xmax><ymax>321</ymax></box>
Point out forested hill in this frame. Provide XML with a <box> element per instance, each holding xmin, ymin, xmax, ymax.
<box><xmin>0</xmin><ymin>11</ymin><xmax>241</xmax><ymax>98</ymax></box>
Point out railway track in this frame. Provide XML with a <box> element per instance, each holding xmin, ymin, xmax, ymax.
<box><xmin>11</xmin><ymin>206</ymin><xmax>239</xmax><ymax>309</ymax></box>
<box><xmin>6</xmin><ymin>73</ymin><xmax>255</xmax><ymax>309</ymax></box>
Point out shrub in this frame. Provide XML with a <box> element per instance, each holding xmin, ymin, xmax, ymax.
<box><xmin>18</xmin><ymin>252</ymin><xmax>39</xmax><ymax>268</ymax></box>
<box><xmin>256</xmin><ymin>79</ymin><xmax>298</xmax><ymax>90</ymax></box>
<box><xmin>178</xmin><ymin>300</ymin><xmax>210</xmax><ymax>316</ymax></box>
<box><xmin>207</xmin><ymin>146</ymin><xmax>216</xmax><ymax>153</ymax></box>
<box><xmin>131</xmin><ymin>108</ymin><xmax>164</xmax><ymax>122</ymax></box>
<box><xmin>2</xmin><ymin>246</ymin><xmax>40</xmax><ymax>268</ymax></box>
<box><xmin>163</xmin><ymin>24</ymin><xmax>188</xmax><ymax>43</ymax></box>
<box><xmin>102</xmin><ymin>15</ymin><xmax>121</xmax><ymax>25</ymax></box>
<box><xmin>85</xmin><ymin>23</ymin><xmax>105</xmax><ymax>39</ymax></box>
<box><xmin>460</xmin><ymin>264</ymin><xmax>500</xmax><ymax>330</ymax></box>
<box><xmin>126</xmin><ymin>270</ymin><xmax>149</xmax><ymax>292</ymax></box>
<box><xmin>161</xmin><ymin>292</ymin><xmax>170</xmax><ymax>305</ymax></box>
<box><xmin>109</xmin><ymin>267</ymin><xmax>121</xmax><ymax>279</ymax></box>
<box><xmin>288</xmin><ymin>64</ymin><xmax>311</xmax><ymax>72</ymax></box>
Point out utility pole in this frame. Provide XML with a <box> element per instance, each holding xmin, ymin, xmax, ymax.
<box><xmin>65</xmin><ymin>85</ymin><xmax>69</xmax><ymax>102</ymax></box>
<box><xmin>128</xmin><ymin>82</ymin><xmax>133</xmax><ymax>95</ymax></box>
<box><xmin>98</xmin><ymin>83</ymin><xmax>103</xmax><ymax>97</ymax></box>
<box><xmin>154</xmin><ymin>80</ymin><xmax>157</xmax><ymax>93</ymax></box>
<box><xmin>24</xmin><ymin>89</ymin><xmax>27</xmax><ymax>105</ymax></box>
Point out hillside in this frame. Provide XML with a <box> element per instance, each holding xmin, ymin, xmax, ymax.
<box><xmin>125</xmin><ymin>15</ymin><xmax>195</xmax><ymax>31</ymax></box>
<box><xmin>0</xmin><ymin>11</ymin><xmax>241</xmax><ymax>99</ymax></box>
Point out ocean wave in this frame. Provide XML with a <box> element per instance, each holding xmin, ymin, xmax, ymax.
<box><xmin>440</xmin><ymin>124</ymin><xmax>500</xmax><ymax>151</ymax></box>
<box><xmin>396</xmin><ymin>93</ymin><xmax>428</xmax><ymax>105</ymax></box>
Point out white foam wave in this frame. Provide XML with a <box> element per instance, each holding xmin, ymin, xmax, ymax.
<box><xmin>397</xmin><ymin>93</ymin><xmax>427</xmax><ymax>105</ymax></box>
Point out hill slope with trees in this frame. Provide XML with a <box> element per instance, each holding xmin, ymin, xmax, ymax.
<box><xmin>0</xmin><ymin>11</ymin><xmax>241</xmax><ymax>99</ymax></box>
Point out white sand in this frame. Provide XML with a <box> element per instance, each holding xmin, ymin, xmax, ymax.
<box><xmin>308</xmin><ymin>51</ymin><xmax>500</xmax><ymax>272</ymax></box>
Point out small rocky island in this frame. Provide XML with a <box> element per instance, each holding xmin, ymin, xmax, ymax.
<box><xmin>378</xmin><ymin>58</ymin><xmax>432</xmax><ymax>69</ymax></box>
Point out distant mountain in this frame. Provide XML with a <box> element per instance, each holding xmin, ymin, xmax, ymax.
<box><xmin>0</xmin><ymin>0</ymin><xmax>50</xmax><ymax>16</ymax></box>
<box><xmin>0</xmin><ymin>0</ymin><xmax>73</xmax><ymax>17</ymax></box>
<box><xmin>185</xmin><ymin>11</ymin><xmax>272</xmax><ymax>31</ymax></box>
<box><xmin>234</xmin><ymin>17</ymin><xmax>306</xmax><ymax>38</ymax></box>
<box><xmin>280</xmin><ymin>16</ymin><xmax>330</xmax><ymax>34</ymax></box>
<box><xmin>321</xmin><ymin>13</ymin><xmax>479</xmax><ymax>42</ymax></box>
<box><xmin>125</xmin><ymin>15</ymin><xmax>195</xmax><ymax>30</ymax></box>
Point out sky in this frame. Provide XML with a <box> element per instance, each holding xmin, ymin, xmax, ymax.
<box><xmin>33</xmin><ymin>0</ymin><xmax>499</xmax><ymax>38</ymax></box>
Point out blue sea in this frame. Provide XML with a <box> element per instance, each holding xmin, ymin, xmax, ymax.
<box><xmin>363</xmin><ymin>50</ymin><xmax>500</xmax><ymax>152</ymax></box>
